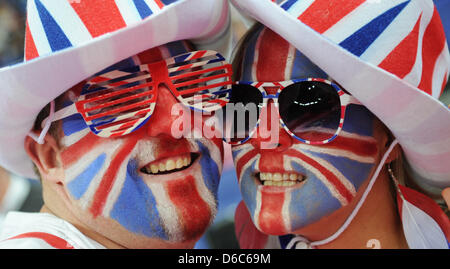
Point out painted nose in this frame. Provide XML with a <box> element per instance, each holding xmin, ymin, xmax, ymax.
<box><xmin>145</xmin><ymin>84</ymin><xmax>182</xmax><ymax>137</ymax></box>
<box><xmin>250</xmin><ymin>101</ymin><xmax>292</xmax><ymax>151</ymax></box>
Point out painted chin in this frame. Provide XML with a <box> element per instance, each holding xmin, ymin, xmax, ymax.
<box><xmin>138</xmin><ymin>152</ymin><xmax>201</xmax><ymax>183</ymax></box>
<box><xmin>238</xmin><ymin>168</ymin><xmax>310</xmax><ymax>236</ymax></box>
<box><xmin>239</xmin><ymin>164</ymin><xmax>345</xmax><ymax>235</ymax></box>
<box><xmin>133</xmin><ymin>151</ymin><xmax>217</xmax><ymax>243</ymax></box>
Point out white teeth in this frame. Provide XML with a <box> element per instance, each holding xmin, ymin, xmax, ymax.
<box><xmin>166</xmin><ymin>159</ymin><xmax>175</xmax><ymax>171</ymax></box>
<box><xmin>259</xmin><ymin>172</ymin><xmax>305</xmax><ymax>187</ymax></box>
<box><xmin>144</xmin><ymin>155</ymin><xmax>193</xmax><ymax>175</ymax></box>
<box><xmin>176</xmin><ymin>159</ymin><xmax>183</xmax><ymax>169</ymax></box>
<box><xmin>263</xmin><ymin>180</ymin><xmax>297</xmax><ymax>187</ymax></box>
<box><xmin>273</xmin><ymin>173</ymin><xmax>282</xmax><ymax>181</ymax></box>
<box><xmin>150</xmin><ymin>164</ymin><xmax>159</xmax><ymax>174</ymax></box>
<box><xmin>159</xmin><ymin>163</ymin><xmax>166</xmax><ymax>172</ymax></box>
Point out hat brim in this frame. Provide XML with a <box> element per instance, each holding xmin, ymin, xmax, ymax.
<box><xmin>0</xmin><ymin>0</ymin><xmax>230</xmax><ymax>179</ymax></box>
<box><xmin>231</xmin><ymin>0</ymin><xmax>450</xmax><ymax>191</ymax></box>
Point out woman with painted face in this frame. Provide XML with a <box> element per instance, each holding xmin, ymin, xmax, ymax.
<box><xmin>226</xmin><ymin>0</ymin><xmax>450</xmax><ymax>249</ymax></box>
<box><xmin>0</xmin><ymin>0</ymin><xmax>232</xmax><ymax>249</ymax></box>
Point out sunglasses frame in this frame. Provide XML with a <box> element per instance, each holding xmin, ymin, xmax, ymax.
<box><xmin>226</xmin><ymin>78</ymin><xmax>361</xmax><ymax>145</ymax></box>
<box><xmin>43</xmin><ymin>50</ymin><xmax>233</xmax><ymax>138</ymax></box>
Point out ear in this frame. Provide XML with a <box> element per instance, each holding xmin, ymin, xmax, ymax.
<box><xmin>24</xmin><ymin>131</ymin><xmax>64</xmax><ymax>185</ymax></box>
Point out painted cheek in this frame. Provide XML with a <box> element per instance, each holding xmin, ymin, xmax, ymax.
<box><xmin>60</xmin><ymin>113</ymin><xmax>145</xmax><ymax>217</ymax></box>
<box><xmin>109</xmin><ymin>159</ymin><xmax>168</xmax><ymax>239</ymax></box>
<box><xmin>336</xmin><ymin>104</ymin><xmax>380</xmax><ymax>190</ymax></box>
<box><xmin>287</xmin><ymin>162</ymin><xmax>342</xmax><ymax>228</ymax></box>
<box><xmin>285</xmin><ymin>106</ymin><xmax>380</xmax><ymax>230</ymax></box>
<box><xmin>237</xmin><ymin>157</ymin><xmax>259</xmax><ymax>222</ymax></box>
<box><xmin>197</xmin><ymin>140</ymin><xmax>221</xmax><ymax>197</ymax></box>
<box><xmin>60</xmin><ymin>115</ymin><xmax>105</xmax><ymax>198</ymax></box>
<box><xmin>66</xmin><ymin>153</ymin><xmax>106</xmax><ymax>200</ymax></box>
<box><xmin>231</xmin><ymin>146</ymin><xmax>256</xmax><ymax>199</ymax></box>
<box><xmin>165</xmin><ymin>175</ymin><xmax>213</xmax><ymax>240</ymax></box>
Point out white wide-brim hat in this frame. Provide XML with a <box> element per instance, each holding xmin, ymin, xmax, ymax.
<box><xmin>231</xmin><ymin>0</ymin><xmax>450</xmax><ymax>194</ymax></box>
<box><xmin>0</xmin><ymin>0</ymin><xmax>231</xmax><ymax>179</ymax></box>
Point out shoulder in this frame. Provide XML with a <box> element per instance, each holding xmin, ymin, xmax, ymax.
<box><xmin>0</xmin><ymin>212</ymin><xmax>75</xmax><ymax>249</ymax></box>
<box><xmin>0</xmin><ymin>212</ymin><xmax>103</xmax><ymax>249</ymax></box>
<box><xmin>0</xmin><ymin>232</ymin><xmax>73</xmax><ymax>249</ymax></box>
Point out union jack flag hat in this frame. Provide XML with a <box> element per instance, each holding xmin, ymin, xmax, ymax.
<box><xmin>0</xmin><ymin>0</ymin><xmax>231</xmax><ymax>179</ymax></box>
<box><xmin>231</xmin><ymin>0</ymin><xmax>450</xmax><ymax>194</ymax></box>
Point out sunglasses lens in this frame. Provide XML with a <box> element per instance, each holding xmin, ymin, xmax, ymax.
<box><xmin>278</xmin><ymin>81</ymin><xmax>341</xmax><ymax>142</ymax></box>
<box><xmin>79</xmin><ymin>69</ymin><xmax>157</xmax><ymax>137</ymax></box>
<box><xmin>222</xmin><ymin>84</ymin><xmax>263</xmax><ymax>143</ymax></box>
<box><xmin>169</xmin><ymin>51</ymin><xmax>232</xmax><ymax>112</ymax></box>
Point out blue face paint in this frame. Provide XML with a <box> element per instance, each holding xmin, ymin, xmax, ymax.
<box><xmin>288</xmin><ymin>162</ymin><xmax>342</xmax><ymax>228</ymax></box>
<box><xmin>197</xmin><ymin>141</ymin><xmax>220</xmax><ymax>197</ymax></box>
<box><xmin>67</xmin><ymin>153</ymin><xmax>106</xmax><ymax>200</ymax></box>
<box><xmin>110</xmin><ymin>160</ymin><xmax>168</xmax><ymax>239</ymax></box>
<box><xmin>239</xmin><ymin>158</ymin><xmax>259</xmax><ymax>218</ymax></box>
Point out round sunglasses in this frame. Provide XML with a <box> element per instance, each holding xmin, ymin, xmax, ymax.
<box><xmin>222</xmin><ymin>78</ymin><xmax>361</xmax><ymax>145</ymax></box>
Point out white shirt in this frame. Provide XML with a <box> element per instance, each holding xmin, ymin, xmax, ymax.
<box><xmin>0</xmin><ymin>212</ymin><xmax>105</xmax><ymax>249</ymax></box>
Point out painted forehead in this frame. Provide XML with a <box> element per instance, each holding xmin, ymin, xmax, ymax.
<box><xmin>236</xmin><ymin>26</ymin><xmax>327</xmax><ymax>81</ymax></box>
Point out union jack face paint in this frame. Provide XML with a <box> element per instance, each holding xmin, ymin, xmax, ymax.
<box><xmin>55</xmin><ymin>42</ymin><xmax>224</xmax><ymax>246</ymax></box>
<box><xmin>232</xmin><ymin>26</ymin><xmax>390</xmax><ymax>235</ymax></box>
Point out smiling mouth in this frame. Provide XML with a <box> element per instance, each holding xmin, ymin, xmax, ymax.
<box><xmin>256</xmin><ymin>172</ymin><xmax>306</xmax><ymax>187</ymax></box>
<box><xmin>140</xmin><ymin>153</ymin><xmax>200</xmax><ymax>175</ymax></box>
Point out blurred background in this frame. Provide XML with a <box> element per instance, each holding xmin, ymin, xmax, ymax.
<box><xmin>0</xmin><ymin>0</ymin><xmax>26</xmax><ymax>66</ymax></box>
<box><xmin>0</xmin><ymin>0</ymin><xmax>448</xmax><ymax>249</ymax></box>
<box><xmin>0</xmin><ymin>0</ymin><xmax>44</xmax><ymax>239</ymax></box>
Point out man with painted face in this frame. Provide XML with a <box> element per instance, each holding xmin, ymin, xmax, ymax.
<box><xmin>228</xmin><ymin>0</ymin><xmax>450</xmax><ymax>249</ymax></box>
<box><xmin>0</xmin><ymin>0</ymin><xmax>232</xmax><ymax>249</ymax></box>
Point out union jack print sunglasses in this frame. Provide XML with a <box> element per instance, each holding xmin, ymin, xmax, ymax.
<box><xmin>40</xmin><ymin>50</ymin><xmax>233</xmax><ymax>139</ymax></box>
<box><xmin>223</xmin><ymin>78</ymin><xmax>361</xmax><ymax>145</ymax></box>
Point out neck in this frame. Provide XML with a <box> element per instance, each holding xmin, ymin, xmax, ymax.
<box><xmin>0</xmin><ymin>167</ymin><xmax>11</xmax><ymax>205</ymax></box>
<box><xmin>294</xmin><ymin>167</ymin><xmax>409</xmax><ymax>249</ymax></box>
